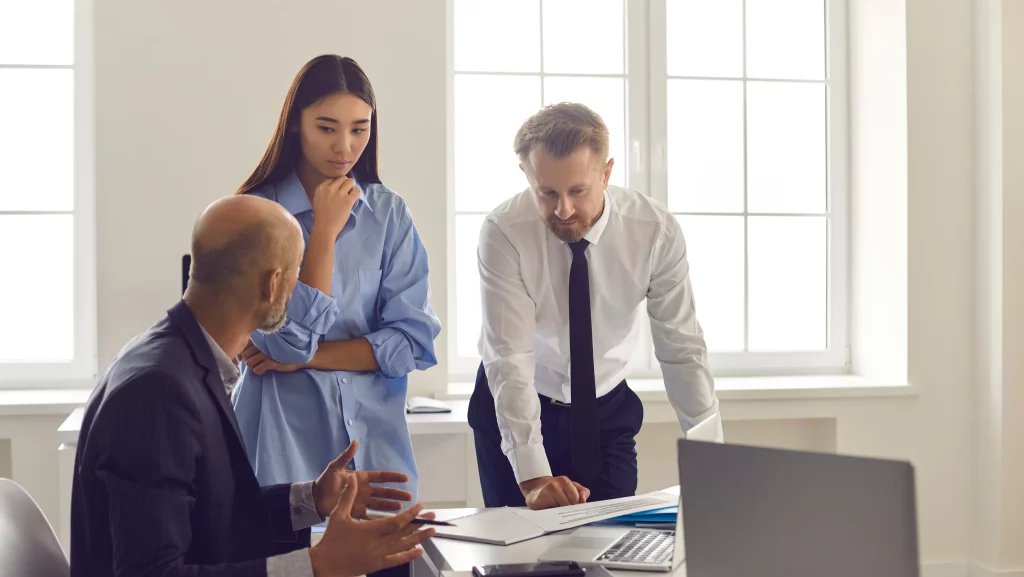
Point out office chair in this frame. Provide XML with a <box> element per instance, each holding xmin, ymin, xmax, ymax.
<box><xmin>182</xmin><ymin>254</ymin><xmax>191</xmax><ymax>295</ymax></box>
<box><xmin>0</xmin><ymin>478</ymin><xmax>70</xmax><ymax>577</ymax></box>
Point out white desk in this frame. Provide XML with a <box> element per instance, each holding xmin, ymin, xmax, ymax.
<box><xmin>411</xmin><ymin>509</ymin><xmax>686</xmax><ymax>577</ymax></box>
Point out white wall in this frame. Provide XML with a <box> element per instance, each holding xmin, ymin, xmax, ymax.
<box><xmin>973</xmin><ymin>0</ymin><xmax>1024</xmax><ymax>571</ymax></box>
<box><xmin>0</xmin><ymin>0</ymin><xmax>1005</xmax><ymax>573</ymax></box>
<box><xmin>93</xmin><ymin>0</ymin><xmax>449</xmax><ymax>390</ymax></box>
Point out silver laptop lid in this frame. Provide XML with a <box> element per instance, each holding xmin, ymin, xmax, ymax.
<box><xmin>677</xmin><ymin>440</ymin><xmax>920</xmax><ymax>577</ymax></box>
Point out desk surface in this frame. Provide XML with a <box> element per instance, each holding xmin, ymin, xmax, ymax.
<box><xmin>417</xmin><ymin>509</ymin><xmax>686</xmax><ymax>577</ymax></box>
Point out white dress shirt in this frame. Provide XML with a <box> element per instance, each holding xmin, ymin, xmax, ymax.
<box><xmin>199</xmin><ymin>325</ymin><xmax>322</xmax><ymax>577</ymax></box>
<box><xmin>477</xmin><ymin>185</ymin><xmax>722</xmax><ymax>483</ymax></box>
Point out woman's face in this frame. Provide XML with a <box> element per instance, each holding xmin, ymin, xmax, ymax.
<box><xmin>297</xmin><ymin>92</ymin><xmax>373</xmax><ymax>179</ymax></box>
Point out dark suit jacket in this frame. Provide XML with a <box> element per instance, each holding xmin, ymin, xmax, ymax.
<box><xmin>70</xmin><ymin>301</ymin><xmax>309</xmax><ymax>577</ymax></box>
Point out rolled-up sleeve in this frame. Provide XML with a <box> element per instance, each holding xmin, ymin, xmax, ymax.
<box><xmin>251</xmin><ymin>280</ymin><xmax>340</xmax><ymax>365</ymax></box>
<box><xmin>647</xmin><ymin>214</ymin><xmax>723</xmax><ymax>441</ymax></box>
<box><xmin>365</xmin><ymin>206</ymin><xmax>441</xmax><ymax>379</ymax></box>
<box><xmin>477</xmin><ymin>218</ymin><xmax>551</xmax><ymax>483</ymax></box>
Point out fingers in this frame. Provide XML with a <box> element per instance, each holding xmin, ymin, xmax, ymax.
<box><xmin>241</xmin><ymin>343</ymin><xmax>261</xmax><ymax>361</ymax></box>
<box><xmin>330</xmin><ymin>440</ymin><xmax>358</xmax><ymax>470</ymax></box>
<box><xmin>390</xmin><ymin>527</ymin><xmax>436</xmax><ymax>552</ymax></box>
<box><xmin>561</xmin><ymin>479</ymin><xmax>581</xmax><ymax>504</ymax></box>
<box><xmin>366</xmin><ymin>498</ymin><xmax>403</xmax><ymax>512</ymax></box>
<box><xmin>246</xmin><ymin>353</ymin><xmax>273</xmax><ymax>375</ymax></box>
<box><xmin>394</xmin><ymin>510</ymin><xmax>436</xmax><ymax>537</ymax></box>
<box><xmin>327</xmin><ymin>177</ymin><xmax>349</xmax><ymax>195</ymax></box>
<box><xmin>551</xmin><ymin>490</ymin><xmax>571</xmax><ymax>508</ymax></box>
<box><xmin>363</xmin><ymin>502</ymin><xmax>425</xmax><ymax>535</ymax></box>
<box><xmin>572</xmin><ymin>482</ymin><xmax>591</xmax><ymax>503</ymax></box>
<box><xmin>365</xmin><ymin>471</ymin><xmax>411</xmax><ymax>485</ymax></box>
<box><xmin>330</xmin><ymin>480</ymin><xmax>358</xmax><ymax>520</ymax></box>
<box><xmin>338</xmin><ymin>177</ymin><xmax>357</xmax><ymax>195</ymax></box>
<box><xmin>380</xmin><ymin>547</ymin><xmax>425</xmax><ymax>571</ymax></box>
<box><xmin>368</xmin><ymin>486</ymin><xmax>413</xmax><ymax>502</ymax></box>
<box><xmin>387</xmin><ymin>503</ymin><xmax>425</xmax><ymax>532</ymax></box>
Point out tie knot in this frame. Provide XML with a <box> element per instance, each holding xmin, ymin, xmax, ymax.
<box><xmin>569</xmin><ymin>239</ymin><xmax>590</xmax><ymax>256</ymax></box>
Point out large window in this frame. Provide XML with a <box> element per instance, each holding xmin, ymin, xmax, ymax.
<box><xmin>449</xmin><ymin>0</ymin><xmax>847</xmax><ymax>379</ymax></box>
<box><xmin>0</xmin><ymin>0</ymin><xmax>95</xmax><ymax>384</ymax></box>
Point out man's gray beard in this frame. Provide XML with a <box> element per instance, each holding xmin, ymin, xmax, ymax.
<box><xmin>256</xmin><ymin>298</ymin><xmax>288</xmax><ymax>334</ymax></box>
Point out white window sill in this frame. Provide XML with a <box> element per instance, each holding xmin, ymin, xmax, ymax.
<box><xmin>0</xmin><ymin>375</ymin><xmax>916</xmax><ymax>420</ymax></box>
<box><xmin>443</xmin><ymin>375</ymin><xmax>918</xmax><ymax>403</ymax></box>
<box><xmin>0</xmin><ymin>387</ymin><xmax>93</xmax><ymax>416</ymax></box>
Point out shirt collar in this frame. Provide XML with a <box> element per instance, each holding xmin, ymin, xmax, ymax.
<box><xmin>582</xmin><ymin>189</ymin><xmax>612</xmax><ymax>246</ymax></box>
<box><xmin>277</xmin><ymin>170</ymin><xmax>372</xmax><ymax>216</ymax></box>
<box><xmin>197</xmin><ymin>323</ymin><xmax>240</xmax><ymax>394</ymax></box>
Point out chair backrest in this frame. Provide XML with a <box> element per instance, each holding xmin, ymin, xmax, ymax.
<box><xmin>0</xmin><ymin>479</ymin><xmax>70</xmax><ymax>577</ymax></box>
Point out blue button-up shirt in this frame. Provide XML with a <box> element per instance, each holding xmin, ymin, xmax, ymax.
<box><xmin>231</xmin><ymin>171</ymin><xmax>441</xmax><ymax>501</ymax></box>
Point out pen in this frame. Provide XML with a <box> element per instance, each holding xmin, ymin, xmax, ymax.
<box><xmin>365</xmin><ymin>511</ymin><xmax>455</xmax><ymax>526</ymax></box>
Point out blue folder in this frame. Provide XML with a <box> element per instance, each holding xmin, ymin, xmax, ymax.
<box><xmin>603</xmin><ymin>506</ymin><xmax>677</xmax><ymax>524</ymax></box>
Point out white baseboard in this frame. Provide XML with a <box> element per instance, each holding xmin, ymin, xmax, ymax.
<box><xmin>922</xmin><ymin>561</ymin><xmax>1024</xmax><ymax>577</ymax></box>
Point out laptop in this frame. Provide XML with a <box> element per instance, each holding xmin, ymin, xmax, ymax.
<box><xmin>678</xmin><ymin>440</ymin><xmax>921</xmax><ymax>577</ymax></box>
<box><xmin>536</xmin><ymin>412</ymin><xmax>722</xmax><ymax>572</ymax></box>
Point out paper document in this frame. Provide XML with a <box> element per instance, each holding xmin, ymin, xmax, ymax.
<box><xmin>430</xmin><ymin>490</ymin><xmax>677</xmax><ymax>546</ymax></box>
<box><xmin>509</xmin><ymin>491</ymin><xmax>677</xmax><ymax>532</ymax></box>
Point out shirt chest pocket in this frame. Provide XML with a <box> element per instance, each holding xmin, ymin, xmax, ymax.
<box><xmin>357</xmin><ymin>268</ymin><xmax>383</xmax><ymax>333</ymax></box>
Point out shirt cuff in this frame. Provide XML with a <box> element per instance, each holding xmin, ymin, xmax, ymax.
<box><xmin>267</xmin><ymin>549</ymin><xmax>315</xmax><ymax>577</ymax></box>
<box><xmin>289</xmin><ymin>481</ymin><xmax>325</xmax><ymax>531</ymax></box>
<box><xmin>508</xmin><ymin>443</ymin><xmax>553</xmax><ymax>484</ymax></box>
<box><xmin>365</xmin><ymin>328</ymin><xmax>415</xmax><ymax>379</ymax></box>
<box><xmin>286</xmin><ymin>280</ymin><xmax>341</xmax><ymax>334</ymax></box>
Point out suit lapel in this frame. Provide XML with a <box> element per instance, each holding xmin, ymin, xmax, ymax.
<box><xmin>166</xmin><ymin>301</ymin><xmax>247</xmax><ymax>451</ymax></box>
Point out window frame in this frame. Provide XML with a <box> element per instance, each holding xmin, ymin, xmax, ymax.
<box><xmin>0</xmin><ymin>0</ymin><xmax>97</xmax><ymax>386</ymax></box>
<box><xmin>447</xmin><ymin>0</ymin><xmax>849</xmax><ymax>382</ymax></box>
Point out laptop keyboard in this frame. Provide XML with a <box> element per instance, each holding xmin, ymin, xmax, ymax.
<box><xmin>597</xmin><ymin>529</ymin><xmax>675</xmax><ymax>565</ymax></box>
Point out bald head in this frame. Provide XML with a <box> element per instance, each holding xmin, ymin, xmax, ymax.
<box><xmin>188</xmin><ymin>195</ymin><xmax>303</xmax><ymax>305</ymax></box>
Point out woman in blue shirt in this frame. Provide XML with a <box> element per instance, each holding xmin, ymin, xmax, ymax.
<box><xmin>231</xmin><ymin>55</ymin><xmax>441</xmax><ymax>501</ymax></box>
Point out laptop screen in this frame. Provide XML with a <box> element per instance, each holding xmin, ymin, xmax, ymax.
<box><xmin>677</xmin><ymin>440</ymin><xmax>919</xmax><ymax>577</ymax></box>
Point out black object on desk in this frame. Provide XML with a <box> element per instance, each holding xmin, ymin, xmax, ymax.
<box><xmin>472</xmin><ymin>562</ymin><xmax>585</xmax><ymax>577</ymax></box>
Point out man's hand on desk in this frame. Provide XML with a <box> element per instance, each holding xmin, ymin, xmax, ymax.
<box><xmin>519</xmin><ymin>476</ymin><xmax>591</xmax><ymax>510</ymax></box>
<box><xmin>313</xmin><ymin>440</ymin><xmax>413</xmax><ymax>519</ymax></box>
<box><xmin>309</xmin><ymin>478</ymin><xmax>435</xmax><ymax>577</ymax></box>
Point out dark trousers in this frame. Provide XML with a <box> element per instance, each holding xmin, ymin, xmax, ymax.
<box><xmin>468</xmin><ymin>363</ymin><xmax>644</xmax><ymax>507</ymax></box>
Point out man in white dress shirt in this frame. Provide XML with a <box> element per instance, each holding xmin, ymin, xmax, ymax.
<box><xmin>468</xmin><ymin>103</ymin><xmax>723</xmax><ymax>510</ymax></box>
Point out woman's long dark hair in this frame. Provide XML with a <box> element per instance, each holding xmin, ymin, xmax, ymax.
<box><xmin>236</xmin><ymin>55</ymin><xmax>380</xmax><ymax>196</ymax></box>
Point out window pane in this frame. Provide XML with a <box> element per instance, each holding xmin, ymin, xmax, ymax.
<box><xmin>0</xmin><ymin>69</ymin><xmax>74</xmax><ymax>211</ymax></box>
<box><xmin>746</xmin><ymin>82</ymin><xmax>825</xmax><ymax>214</ymax></box>
<box><xmin>667</xmin><ymin>80</ymin><xmax>744</xmax><ymax>213</ymax></box>
<box><xmin>667</xmin><ymin>0</ymin><xmax>743</xmax><ymax>78</ymax></box>
<box><xmin>0</xmin><ymin>215</ymin><xmax>74</xmax><ymax>362</ymax></box>
<box><xmin>748</xmin><ymin>216</ymin><xmax>826</xmax><ymax>351</ymax></box>
<box><xmin>543</xmin><ymin>76</ymin><xmax>625</xmax><ymax>187</ymax></box>
<box><xmin>746</xmin><ymin>0</ymin><xmax>826</xmax><ymax>80</ymax></box>
<box><xmin>456</xmin><ymin>214</ymin><xmax>486</xmax><ymax>357</ymax></box>
<box><xmin>542</xmin><ymin>0</ymin><xmax>624</xmax><ymax>74</ymax></box>
<box><xmin>455</xmin><ymin>74</ymin><xmax>540</xmax><ymax>212</ymax></box>
<box><xmin>678</xmin><ymin>216</ymin><xmax>744</xmax><ymax>351</ymax></box>
<box><xmin>454</xmin><ymin>0</ymin><xmax>540</xmax><ymax>73</ymax></box>
<box><xmin>0</xmin><ymin>0</ymin><xmax>74</xmax><ymax>65</ymax></box>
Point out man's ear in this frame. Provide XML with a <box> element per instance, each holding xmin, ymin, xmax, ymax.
<box><xmin>603</xmin><ymin>158</ymin><xmax>615</xmax><ymax>188</ymax></box>
<box><xmin>263</xmin><ymin>268</ymin><xmax>283</xmax><ymax>302</ymax></box>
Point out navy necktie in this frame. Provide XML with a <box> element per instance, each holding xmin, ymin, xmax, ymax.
<box><xmin>568</xmin><ymin>239</ymin><xmax>601</xmax><ymax>482</ymax></box>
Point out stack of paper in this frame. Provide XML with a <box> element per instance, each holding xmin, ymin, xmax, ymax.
<box><xmin>430</xmin><ymin>490</ymin><xmax>678</xmax><ymax>546</ymax></box>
